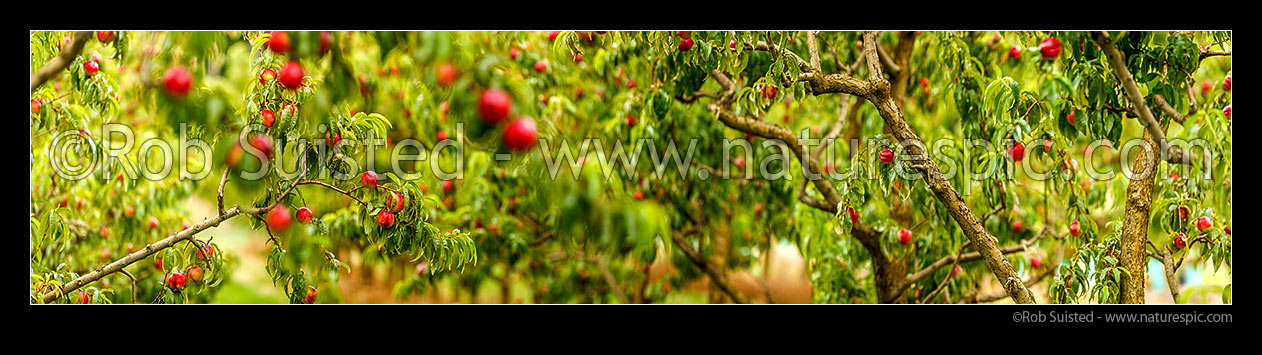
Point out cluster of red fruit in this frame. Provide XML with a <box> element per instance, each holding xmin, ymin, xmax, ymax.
<box><xmin>1009</xmin><ymin>37</ymin><xmax>1062</xmax><ymax>60</ymax></box>
<box><xmin>263</xmin><ymin>31</ymin><xmax>330</xmax><ymax>90</ymax></box>
<box><xmin>478</xmin><ymin>89</ymin><xmax>538</xmax><ymax>151</ymax></box>
<box><xmin>676</xmin><ymin>31</ymin><xmax>693</xmax><ymax>51</ymax></box>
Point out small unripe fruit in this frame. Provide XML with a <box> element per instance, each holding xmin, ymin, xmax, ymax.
<box><xmin>377</xmin><ymin>210</ymin><xmax>395</xmax><ymax>228</ymax></box>
<box><xmin>898</xmin><ymin>229</ymin><xmax>912</xmax><ymax>245</ymax></box>
<box><xmin>1069</xmin><ymin>221</ymin><xmax>1081</xmax><ymax>237</ymax></box>
<box><xmin>260</xmin><ymin>109</ymin><xmax>275</xmax><ymax>127</ymax></box>
<box><xmin>478</xmin><ymin>89</ymin><xmax>512</xmax><ymax>124</ymax></box>
<box><xmin>361</xmin><ymin>171</ymin><xmax>379</xmax><ymax>188</ymax></box>
<box><xmin>268</xmin><ymin>31</ymin><xmax>290</xmax><ymax>54</ymax></box>
<box><xmin>1196</xmin><ymin>216</ymin><xmax>1212</xmax><ymax>232</ymax></box>
<box><xmin>879</xmin><ymin>149</ymin><xmax>894</xmax><ymax>164</ymax></box>
<box><xmin>279</xmin><ymin>61</ymin><xmax>304</xmax><ymax>90</ymax></box>
<box><xmin>297</xmin><ymin>207</ymin><xmax>314</xmax><ymax>223</ymax></box>
<box><xmin>503</xmin><ymin>117</ymin><xmax>539</xmax><ymax>151</ymax></box>
<box><xmin>163</xmin><ymin>66</ymin><xmax>192</xmax><ymax>97</ymax></box>
<box><xmin>304</xmin><ymin>286</ymin><xmax>318</xmax><ymax>304</ymax></box>
<box><xmin>266</xmin><ymin>206</ymin><xmax>293</xmax><ymax>232</ymax></box>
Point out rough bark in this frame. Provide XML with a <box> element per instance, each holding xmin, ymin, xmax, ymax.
<box><xmin>1118</xmin><ymin>130</ymin><xmax>1159</xmax><ymax>303</ymax></box>
<box><xmin>31</xmin><ymin>31</ymin><xmax>92</xmax><ymax>92</ymax></box>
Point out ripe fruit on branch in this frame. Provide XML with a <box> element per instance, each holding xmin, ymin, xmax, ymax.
<box><xmin>1038</xmin><ymin>37</ymin><xmax>1062</xmax><ymax>59</ymax></box>
<box><xmin>627</xmin><ymin>114</ymin><xmax>636</xmax><ymax>127</ymax></box>
<box><xmin>729</xmin><ymin>38</ymin><xmax>737</xmax><ymax>50</ymax></box>
<box><xmin>1043</xmin><ymin>140</ymin><xmax>1053</xmax><ymax>153</ymax></box>
<box><xmin>1012</xmin><ymin>220</ymin><xmax>1023</xmax><ymax>232</ymax></box>
<box><xmin>1030</xmin><ymin>255</ymin><xmax>1043</xmax><ymax>268</ymax></box>
<box><xmin>761</xmin><ymin>84</ymin><xmax>778</xmax><ymax>99</ymax></box>
<box><xmin>951</xmin><ymin>265</ymin><xmax>963</xmax><ymax>278</ymax></box>
<box><xmin>155</xmin><ymin>257</ymin><xmax>163</xmax><ymax>270</ymax></box>
<box><xmin>573</xmin><ymin>53</ymin><xmax>582</xmax><ymax>62</ymax></box>
<box><xmin>148</xmin><ymin>216</ymin><xmax>159</xmax><ymax>230</ymax></box>
<box><xmin>503</xmin><ymin>117</ymin><xmax>539</xmax><ymax>151</ymax></box>
<box><xmin>1177</xmin><ymin>205</ymin><xmax>1190</xmax><ymax>220</ymax></box>
<box><xmin>1196</xmin><ymin>216</ymin><xmax>1212</xmax><ymax>232</ymax></box>
<box><xmin>97</xmin><ymin>31</ymin><xmax>115</xmax><ymax>43</ymax></box>
<box><xmin>249</xmin><ymin>134</ymin><xmax>273</xmax><ymax>158</ymax></box>
<box><xmin>1069</xmin><ymin>221</ymin><xmax>1081</xmax><ymax>237</ymax></box>
<box><xmin>83</xmin><ymin>59</ymin><xmax>100</xmax><ymax>75</ymax></box>
<box><xmin>437</xmin><ymin>62</ymin><xmax>459</xmax><ymax>87</ymax></box>
<box><xmin>898</xmin><ymin>229</ymin><xmax>912</xmax><ymax>245</ymax></box>
<box><xmin>1173</xmin><ymin>232</ymin><xmax>1187</xmax><ymax>249</ymax></box>
<box><xmin>436</xmin><ymin>130</ymin><xmax>448</xmax><ymax>141</ymax></box>
<box><xmin>1009</xmin><ymin>45</ymin><xmax>1021</xmax><ymax>59</ymax></box>
<box><xmin>260</xmin><ymin>109</ymin><xmax>275</xmax><ymax>128</ymax></box>
<box><xmin>510</xmin><ymin>47</ymin><xmax>520</xmax><ymax>60</ymax></box>
<box><xmin>442</xmin><ymin>179</ymin><xmax>455</xmax><ymax>193</ymax></box>
<box><xmin>478</xmin><ymin>89</ymin><xmax>512</xmax><ymax>124</ymax></box>
<box><xmin>279</xmin><ymin>61</ymin><xmax>304</xmax><ymax>90</ymax></box>
<box><xmin>847</xmin><ymin>207</ymin><xmax>859</xmax><ymax>224</ymax></box>
<box><xmin>304</xmin><ymin>286</ymin><xmax>318</xmax><ymax>304</ymax></box>
<box><xmin>919</xmin><ymin>78</ymin><xmax>930</xmax><ymax>88</ymax></box>
<box><xmin>319</xmin><ymin>31</ymin><xmax>331</xmax><ymax>56</ymax></box>
<box><xmin>678</xmin><ymin>38</ymin><xmax>693</xmax><ymax>51</ymax></box>
<box><xmin>1223</xmin><ymin>74</ymin><xmax>1231</xmax><ymax>91</ymax></box>
<box><xmin>547</xmin><ymin>31</ymin><xmax>559</xmax><ymax>41</ymax></box>
<box><xmin>534</xmin><ymin>60</ymin><xmax>547</xmax><ymax>72</ymax></box>
<box><xmin>197</xmin><ymin>244</ymin><xmax>215</xmax><ymax>261</ymax></box>
<box><xmin>1223</xmin><ymin>105</ymin><xmax>1231</xmax><ymax>118</ymax></box>
<box><xmin>163</xmin><ymin>66</ymin><xmax>192</xmax><ymax>97</ymax></box>
<box><xmin>361</xmin><ymin>171</ymin><xmax>379</xmax><ymax>188</ymax></box>
<box><xmin>266</xmin><ymin>206</ymin><xmax>293</xmax><ymax>232</ymax></box>
<box><xmin>879</xmin><ymin>149</ymin><xmax>894</xmax><ymax>164</ymax></box>
<box><xmin>167</xmin><ymin>271</ymin><xmax>187</xmax><ymax>290</ymax></box>
<box><xmin>377</xmin><ymin>210</ymin><xmax>395</xmax><ymax>228</ymax></box>
<box><xmin>1067</xmin><ymin>110</ymin><xmax>1075</xmax><ymax>125</ymax></box>
<box><xmin>31</xmin><ymin>98</ymin><xmax>42</xmax><ymax>114</ymax></box>
<box><xmin>269</xmin><ymin>31</ymin><xmax>290</xmax><ymax>54</ymax></box>
<box><xmin>1009</xmin><ymin>142</ymin><xmax>1025</xmax><ymax>162</ymax></box>
<box><xmin>676</xmin><ymin>31</ymin><xmax>691</xmax><ymax>39</ymax></box>
<box><xmin>297</xmin><ymin>207</ymin><xmax>314</xmax><ymax>223</ymax></box>
<box><xmin>188</xmin><ymin>266</ymin><xmax>204</xmax><ymax>283</ymax></box>
<box><xmin>326</xmin><ymin>130</ymin><xmax>341</xmax><ymax>147</ymax></box>
<box><xmin>386</xmin><ymin>192</ymin><xmax>406</xmax><ymax>213</ymax></box>
<box><xmin>259</xmin><ymin>68</ymin><xmax>276</xmax><ymax>84</ymax></box>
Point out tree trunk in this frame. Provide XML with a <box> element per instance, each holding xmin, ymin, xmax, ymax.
<box><xmin>1119</xmin><ymin>131</ymin><xmax>1159</xmax><ymax>303</ymax></box>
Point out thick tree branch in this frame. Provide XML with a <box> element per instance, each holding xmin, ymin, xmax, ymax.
<box><xmin>1093</xmin><ymin>31</ymin><xmax>1197</xmax><ymax>166</ymax></box>
<box><xmin>806</xmin><ymin>31</ymin><xmax>822</xmax><ymax>72</ymax></box>
<box><xmin>1151</xmin><ymin>95</ymin><xmax>1187</xmax><ymax>125</ymax></box>
<box><xmin>670</xmin><ymin>227</ymin><xmax>749</xmax><ymax>304</ymax></box>
<box><xmin>31</xmin><ymin>31</ymin><xmax>92</xmax><ymax>92</ymax></box>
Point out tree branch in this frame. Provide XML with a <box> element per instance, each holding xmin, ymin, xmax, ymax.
<box><xmin>1093</xmin><ymin>31</ymin><xmax>1197</xmax><ymax>166</ymax></box>
<box><xmin>31</xmin><ymin>31</ymin><xmax>92</xmax><ymax>92</ymax></box>
<box><xmin>670</xmin><ymin>227</ymin><xmax>749</xmax><ymax>304</ymax></box>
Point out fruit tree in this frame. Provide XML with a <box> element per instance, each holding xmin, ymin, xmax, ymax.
<box><xmin>30</xmin><ymin>30</ymin><xmax>1230</xmax><ymax>304</ymax></box>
